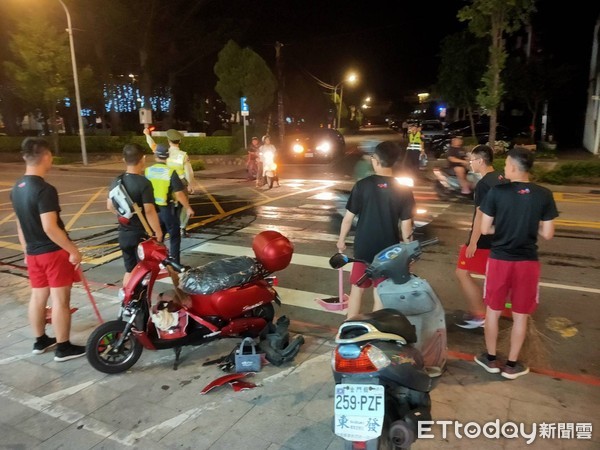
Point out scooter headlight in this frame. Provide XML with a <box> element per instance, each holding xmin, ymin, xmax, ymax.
<box><xmin>395</xmin><ymin>176</ymin><xmax>414</xmax><ymax>188</ymax></box>
<box><xmin>136</xmin><ymin>243</ymin><xmax>145</xmax><ymax>261</ymax></box>
<box><xmin>292</xmin><ymin>143</ymin><xmax>304</xmax><ymax>154</ymax></box>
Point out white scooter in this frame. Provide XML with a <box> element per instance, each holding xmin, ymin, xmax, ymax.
<box><xmin>330</xmin><ymin>239</ymin><xmax>446</xmax><ymax>449</ymax></box>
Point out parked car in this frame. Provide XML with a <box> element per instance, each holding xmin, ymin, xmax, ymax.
<box><xmin>419</xmin><ymin>120</ymin><xmax>446</xmax><ymax>144</ymax></box>
<box><xmin>285</xmin><ymin>128</ymin><xmax>346</xmax><ymax>162</ymax></box>
<box><xmin>430</xmin><ymin>123</ymin><xmax>514</xmax><ymax>158</ymax></box>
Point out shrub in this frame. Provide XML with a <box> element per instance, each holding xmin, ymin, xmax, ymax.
<box><xmin>190</xmin><ymin>160</ymin><xmax>205</xmax><ymax>171</ymax></box>
<box><xmin>0</xmin><ymin>135</ymin><xmax>236</xmax><ymax>156</ymax></box>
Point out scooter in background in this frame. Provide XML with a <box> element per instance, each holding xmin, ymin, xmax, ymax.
<box><xmin>432</xmin><ymin>166</ymin><xmax>481</xmax><ymax>202</ymax></box>
<box><xmin>330</xmin><ymin>239</ymin><xmax>445</xmax><ymax>449</ymax></box>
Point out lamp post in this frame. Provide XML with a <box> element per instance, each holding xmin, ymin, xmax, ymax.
<box><xmin>336</xmin><ymin>73</ymin><xmax>357</xmax><ymax>129</ymax></box>
<box><xmin>58</xmin><ymin>0</ymin><xmax>87</xmax><ymax>165</ymax></box>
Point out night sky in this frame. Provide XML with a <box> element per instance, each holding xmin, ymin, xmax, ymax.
<box><xmin>233</xmin><ymin>0</ymin><xmax>599</xmax><ymax>144</ymax></box>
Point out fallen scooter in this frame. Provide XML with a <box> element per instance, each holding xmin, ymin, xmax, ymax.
<box><xmin>86</xmin><ymin>230</ymin><xmax>302</xmax><ymax>373</ymax></box>
<box><xmin>330</xmin><ymin>239</ymin><xmax>446</xmax><ymax>449</ymax></box>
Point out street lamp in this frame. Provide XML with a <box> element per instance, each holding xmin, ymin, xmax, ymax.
<box><xmin>336</xmin><ymin>73</ymin><xmax>357</xmax><ymax>129</ymax></box>
<box><xmin>58</xmin><ymin>0</ymin><xmax>87</xmax><ymax>165</ymax></box>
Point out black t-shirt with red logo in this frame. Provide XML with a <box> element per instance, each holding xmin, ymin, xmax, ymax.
<box><xmin>466</xmin><ymin>170</ymin><xmax>507</xmax><ymax>249</ymax></box>
<box><xmin>346</xmin><ymin>175</ymin><xmax>415</xmax><ymax>262</ymax></box>
<box><xmin>480</xmin><ymin>181</ymin><xmax>558</xmax><ymax>260</ymax></box>
<box><xmin>10</xmin><ymin>175</ymin><xmax>64</xmax><ymax>255</ymax></box>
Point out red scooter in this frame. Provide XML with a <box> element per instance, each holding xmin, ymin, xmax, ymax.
<box><xmin>86</xmin><ymin>230</ymin><xmax>294</xmax><ymax>374</ymax></box>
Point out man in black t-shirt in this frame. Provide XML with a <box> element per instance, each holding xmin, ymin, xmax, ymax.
<box><xmin>475</xmin><ymin>147</ymin><xmax>558</xmax><ymax>380</ymax></box>
<box><xmin>107</xmin><ymin>144</ymin><xmax>163</xmax><ymax>287</ymax></box>
<box><xmin>10</xmin><ymin>138</ymin><xmax>85</xmax><ymax>362</ymax></box>
<box><xmin>455</xmin><ymin>145</ymin><xmax>506</xmax><ymax>329</ymax></box>
<box><xmin>446</xmin><ymin>136</ymin><xmax>472</xmax><ymax>195</ymax></box>
<box><xmin>337</xmin><ymin>141</ymin><xmax>415</xmax><ymax>318</ymax></box>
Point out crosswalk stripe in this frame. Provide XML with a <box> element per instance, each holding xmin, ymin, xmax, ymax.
<box><xmin>189</xmin><ymin>242</ymin><xmax>351</xmax><ymax>271</ymax></box>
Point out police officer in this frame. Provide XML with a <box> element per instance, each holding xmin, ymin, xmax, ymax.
<box><xmin>145</xmin><ymin>144</ymin><xmax>194</xmax><ymax>264</ymax></box>
<box><xmin>144</xmin><ymin>127</ymin><xmax>195</xmax><ymax>236</ymax></box>
<box><xmin>406</xmin><ymin>123</ymin><xmax>425</xmax><ymax>175</ymax></box>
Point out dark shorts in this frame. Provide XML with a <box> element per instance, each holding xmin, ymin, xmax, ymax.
<box><xmin>118</xmin><ymin>229</ymin><xmax>147</xmax><ymax>272</ymax></box>
<box><xmin>484</xmin><ymin>258</ymin><xmax>540</xmax><ymax>314</ymax></box>
<box><xmin>26</xmin><ymin>249</ymin><xmax>80</xmax><ymax>288</ymax></box>
<box><xmin>456</xmin><ymin>245</ymin><xmax>490</xmax><ymax>275</ymax></box>
<box><xmin>350</xmin><ymin>262</ymin><xmax>385</xmax><ymax>288</ymax></box>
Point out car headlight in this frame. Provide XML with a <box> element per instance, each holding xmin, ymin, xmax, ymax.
<box><xmin>293</xmin><ymin>143</ymin><xmax>304</xmax><ymax>154</ymax></box>
<box><xmin>316</xmin><ymin>141</ymin><xmax>331</xmax><ymax>153</ymax></box>
<box><xmin>136</xmin><ymin>243</ymin><xmax>145</xmax><ymax>261</ymax></box>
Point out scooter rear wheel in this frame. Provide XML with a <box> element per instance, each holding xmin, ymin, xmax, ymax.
<box><xmin>86</xmin><ymin>319</ymin><xmax>143</xmax><ymax>374</ymax></box>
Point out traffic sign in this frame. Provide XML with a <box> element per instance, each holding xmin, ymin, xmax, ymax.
<box><xmin>240</xmin><ymin>97</ymin><xmax>249</xmax><ymax>113</ymax></box>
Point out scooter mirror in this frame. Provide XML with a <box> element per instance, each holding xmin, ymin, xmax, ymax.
<box><xmin>329</xmin><ymin>253</ymin><xmax>349</xmax><ymax>269</ymax></box>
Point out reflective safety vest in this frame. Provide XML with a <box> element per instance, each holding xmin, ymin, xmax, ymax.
<box><xmin>167</xmin><ymin>146</ymin><xmax>187</xmax><ymax>179</ymax></box>
<box><xmin>145</xmin><ymin>163</ymin><xmax>175</xmax><ymax>206</ymax></box>
<box><xmin>409</xmin><ymin>131</ymin><xmax>422</xmax><ymax>145</ymax></box>
<box><xmin>407</xmin><ymin>131</ymin><xmax>423</xmax><ymax>151</ymax></box>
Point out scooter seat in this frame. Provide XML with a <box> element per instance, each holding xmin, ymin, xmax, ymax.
<box><xmin>180</xmin><ymin>256</ymin><xmax>259</xmax><ymax>294</ymax></box>
<box><xmin>350</xmin><ymin>308</ymin><xmax>417</xmax><ymax>344</ymax></box>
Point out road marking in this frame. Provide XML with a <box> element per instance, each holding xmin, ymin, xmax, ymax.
<box><xmin>0</xmin><ymin>380</ymin><xmax>224</xmax><ymax>447</ymax></box>
<box><xmin>42</xmin><ymin>380</ymin><xmax>96</xmax><ymax>401</ymax></box>
<box><xmin>555</xmin><ymin>219</ymin><xmax>600</xmax><ymax>230</ymax></box>
<box><xmin>196</xmin><ymin>183</ymin><xmax>226</xmax><ymax>214</ymax></box>
<box><xmin>187</xmin><ymin>182</ymin><xmax>336</xmax><ymax>232</ymax></box>
<box><xmin>65</xmin><ymin>188</ymin><xmax>106</xmax><ymax>231</ymax></box>
<box><xmin>190</xmin><ymin>241</ymin><xmax>350</xmax><ymax>271</ymax></box>
<box><xmin>472</xmin><ymin>274</ymin><xmax>600</xmax><ymax>295</ymax></box>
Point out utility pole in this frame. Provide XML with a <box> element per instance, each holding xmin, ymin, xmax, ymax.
<box><xmin>275</xmin><ymin>41</ymin><xmax>285</xmax><ymax>148</ymax></box>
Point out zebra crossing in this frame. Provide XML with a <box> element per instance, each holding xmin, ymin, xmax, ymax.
<box><xmin>165</xmin><ymin>183</ymin><xmax>467</xmax><ymax>315</ymax></box>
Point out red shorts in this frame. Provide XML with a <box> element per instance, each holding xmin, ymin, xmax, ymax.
<box><xmin>26</xmin><ymin>249</ymin><xmax>81</xmax><ymax>288</ymax></box>
<box><xmin>350</xmin><ymin>262</ymin><xmax>385</xmax><ymax>288</ymax></box>
<box><xmin>484</xmin><ymin>258</ymin><xmax>540</xmax><ymax>314</ymax></box>
<box><xmin>456</xmin><ymin>245</ymin><xmax>490</xmax><ymax>275</ymax></box>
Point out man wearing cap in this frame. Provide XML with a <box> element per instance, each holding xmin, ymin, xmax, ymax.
<box><xmin>145</xmin><ymin>144</ymin><xmax>194</xmax><ymax>264</ymax></box>
<box><xmin>144</xmin><ymin>127</ymin><xmax>195</xmax><ymax>236</ymax></box>
<box><xmin>107</xmin><ymin>143</ymin><xmax>163</xmax><ymax>287</ymax></box>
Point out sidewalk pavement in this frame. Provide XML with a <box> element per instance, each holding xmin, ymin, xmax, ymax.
<box><xmin>0</xmin><ymin>269</ymin><xmax>598</xmax><ymax>449</ymax></box>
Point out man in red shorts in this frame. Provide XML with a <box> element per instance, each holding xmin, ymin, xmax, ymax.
<box><xmin>475</xmin><ymin>147</ymin><xmax>558</xmax><ymax>379</ymax></box>
<box><xmin>10</xmin><ymin>138</ymin><xmax>86</xmax><ymax>362</ymax></box>
<box><xmin>455</xmin><ymin>145</ymin><xmax>506</xmax><ymax>329</ymax></box>
<box><xmin>337</xmin><ymin>141</ymin><xmax>415</xmax><ymax>318</ymax></box>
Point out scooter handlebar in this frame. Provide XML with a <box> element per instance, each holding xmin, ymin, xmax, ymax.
<box><xmin>420</xmin><ymin>238</ymin><xmax>439</xmax><ymax>248</ymax></box>
<box><xmin>162</xmin><ymin>258</ymin><xmax>189</xmax><ymax>273</ymax></box>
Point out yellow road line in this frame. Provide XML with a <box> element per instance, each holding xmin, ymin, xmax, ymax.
<box><xmin>0</xmin><ymin>212</ymin><xmax>15</xmax><ymax>226</ymax></box>
<box><xmin>65</xmin><ymin>188</ymin><xmax>105</xmax><ymax>231</ymax></box>
<box><xmin>0</xmin><ymin>239</ymin><xmax>23</xmax><ymax>251</ymax></box>
<box><xmin>555</xmin><ymin>219</ymin><xmax>600</xmax><ymax>230</ymax></box>
<box><xmin>188</xmin><ymin>182</ymin><xmax>334</xmax><ymax>231</ymax></box>
<box><xmin>195</xmin><ymin>183</ymin><xmax>226</xmax><ymax>214</ymax></box>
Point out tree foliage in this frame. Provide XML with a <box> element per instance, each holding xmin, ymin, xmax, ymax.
<box><xmin>214</xmin><ymin>40</ymin><xmax>277</xmax><ymax>116</ymax></box>
<box><xmin>437</xmin><ymin>30</ymin><xmax>487</xmax><ymax>114</ymax></box>
<box><xmin>458</xmin><ymin>0</ymin><xmax>536</xmax><ymax>143</ymax></box>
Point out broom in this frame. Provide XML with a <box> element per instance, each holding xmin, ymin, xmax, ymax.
<box><xmin>496</xmin><ymin>315</ymin><xmax>555</xmax><ymax>369</ymax></box>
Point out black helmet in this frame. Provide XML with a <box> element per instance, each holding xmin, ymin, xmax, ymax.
<box><xmin>154</xmin><ymin>144</ymin><xmax>169</xmax><ymax>159</ymax></box>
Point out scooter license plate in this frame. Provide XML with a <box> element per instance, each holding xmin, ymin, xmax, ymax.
<box><xmin>334</xmin><ymin>384</ymin><xmax>384</xmax><ymax>441</ymax></box>
<box><xmin>304</xmin><ymin>152</ymin><xmax>314</xmax><ymax>157</ymax></box>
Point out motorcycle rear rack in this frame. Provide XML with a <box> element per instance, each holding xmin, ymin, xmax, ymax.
<box><xmin>335</xmin><ymin>322</ymin><xmax>407</xmax><ymax>345</ymax></box>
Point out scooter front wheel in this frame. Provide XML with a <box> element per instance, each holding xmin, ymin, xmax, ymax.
<box><xmin>86</xmin><ymin>320</ymin><xmax>143</xmax><ymax>374</ymax></box>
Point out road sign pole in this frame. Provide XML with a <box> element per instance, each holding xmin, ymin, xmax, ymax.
<box><xmin>243</xmin><ymin>116</ymin><xmax>247</xmax><ymax>149</ymax></box>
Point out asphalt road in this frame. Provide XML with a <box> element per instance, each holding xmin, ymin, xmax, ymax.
<box><xmin>0</xmin><ymin>130</ymin><xmax>599</xmax><ymax>380</ymax></box>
